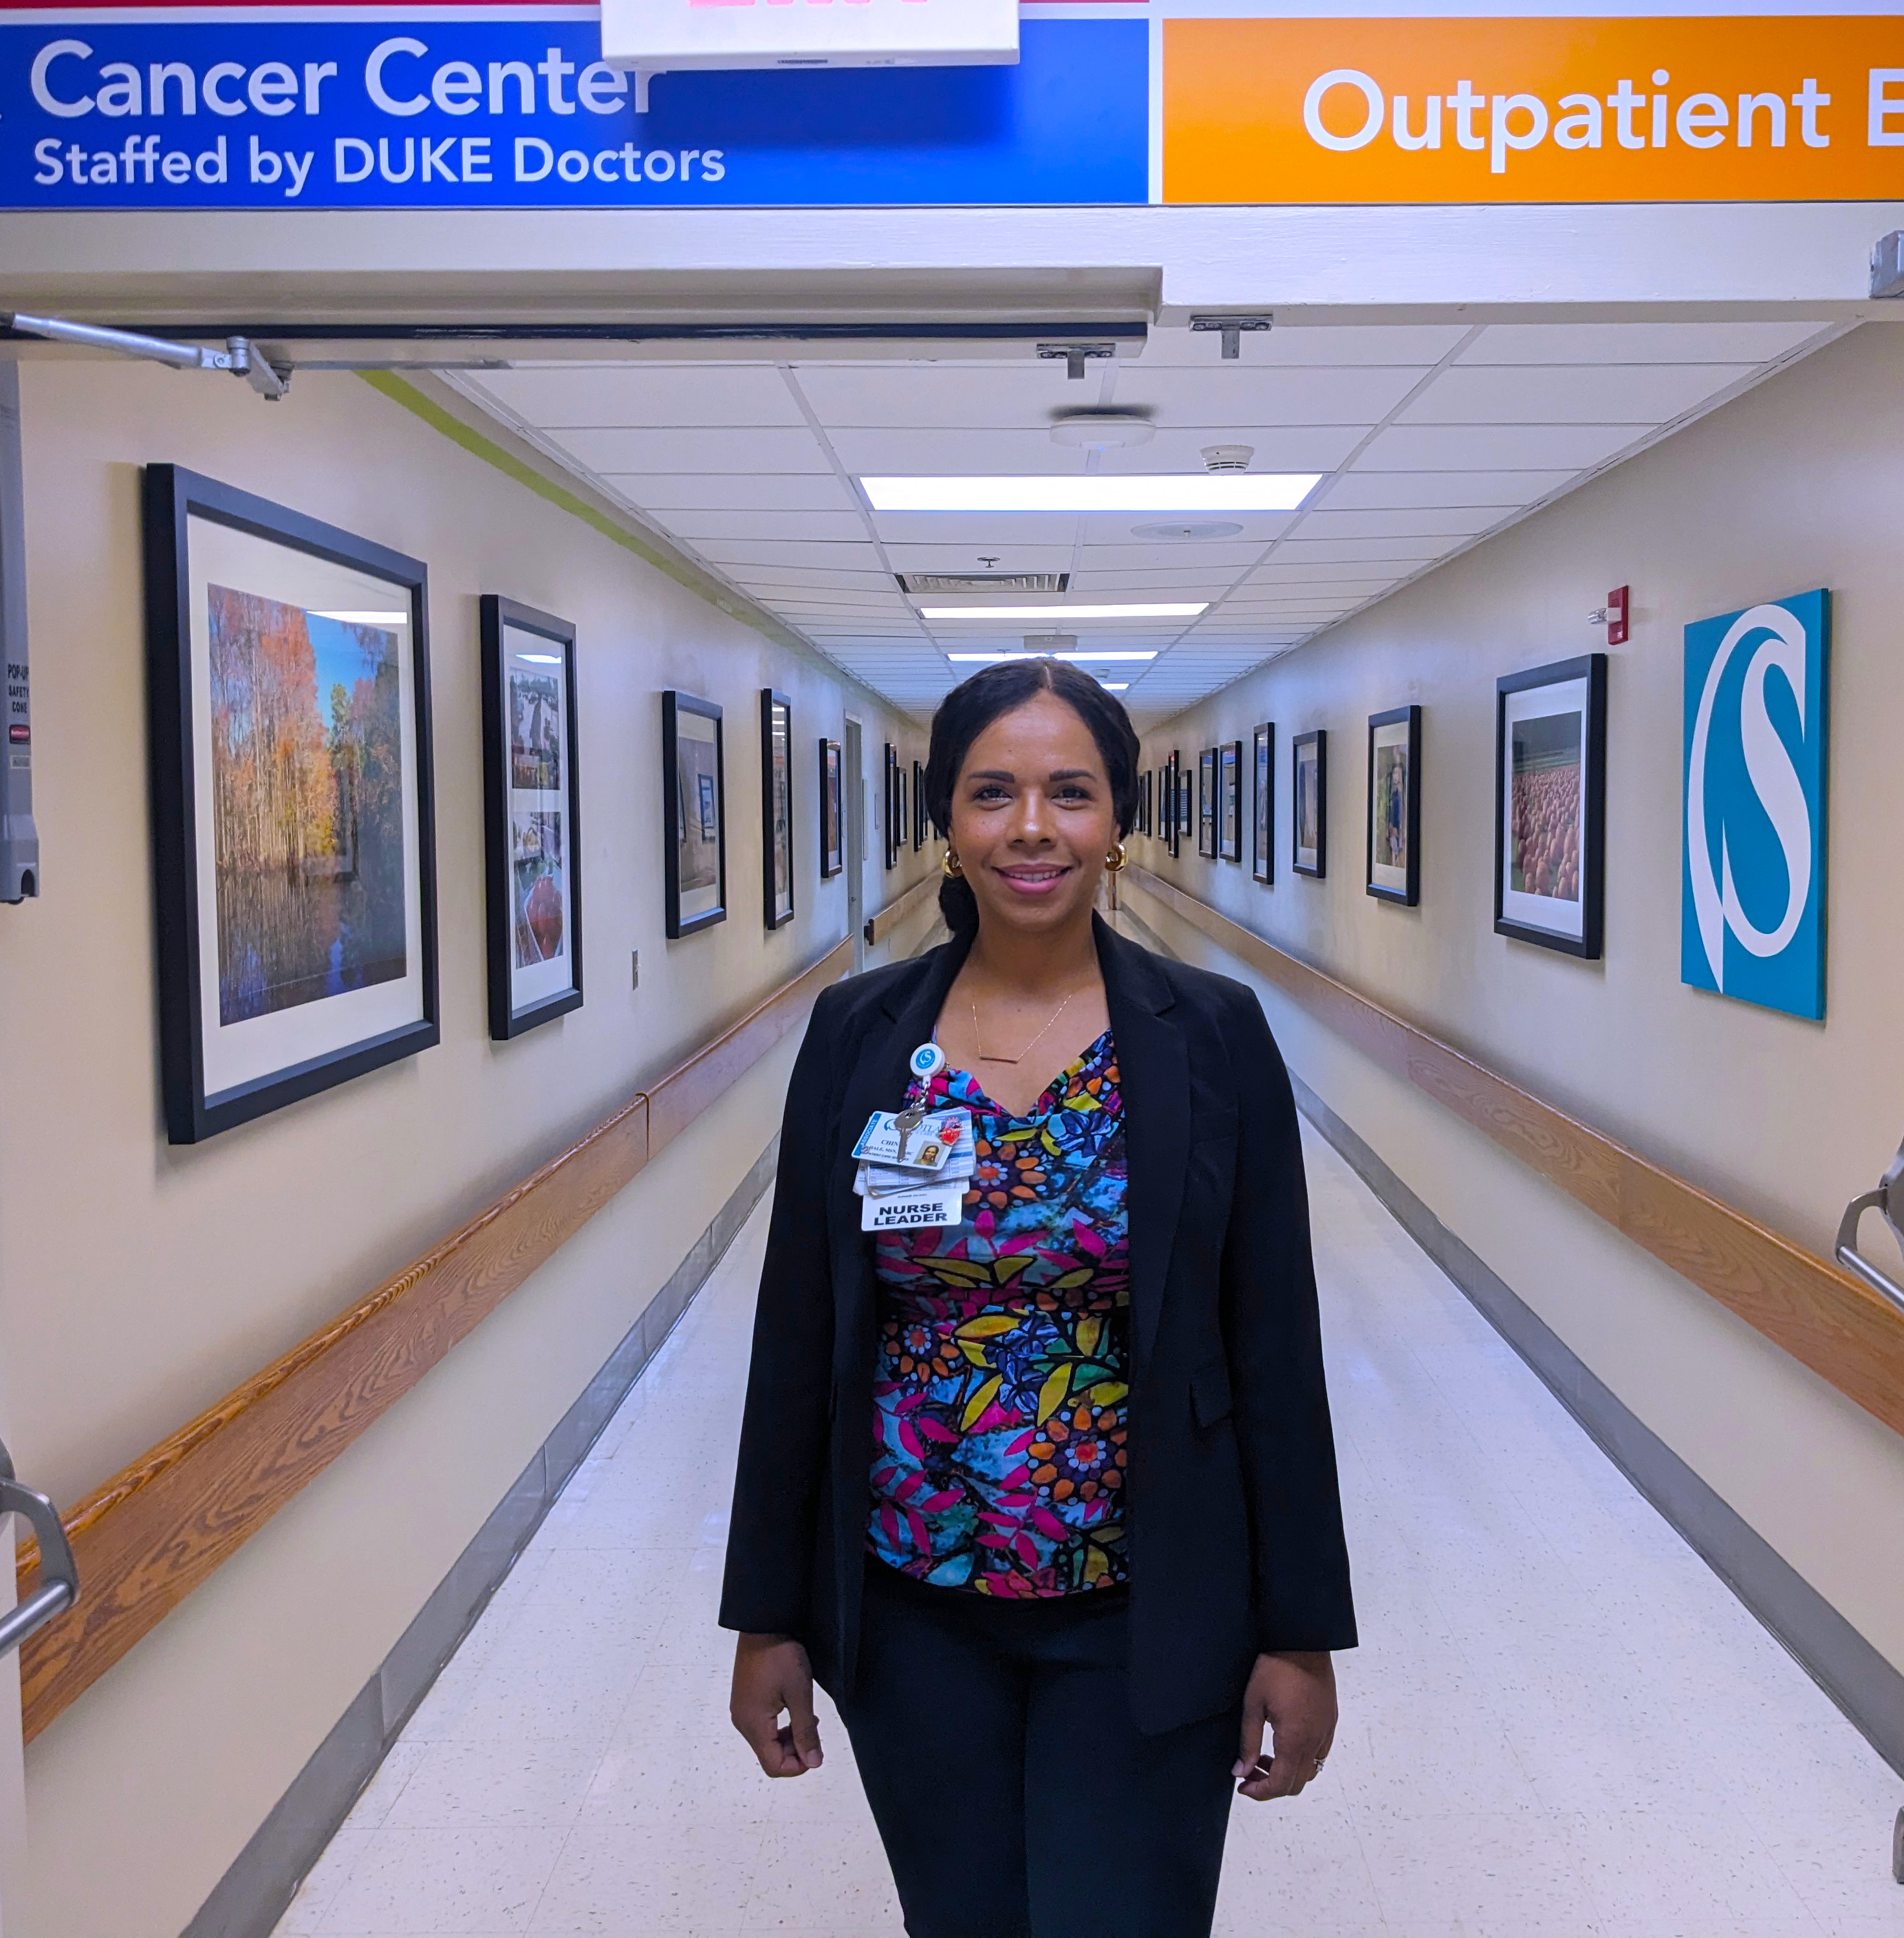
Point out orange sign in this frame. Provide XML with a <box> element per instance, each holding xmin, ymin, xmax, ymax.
<box><xmin>1163</xmin><ymin>16</ymin><xmax>1904</xmax><ymax>202</ymax></box>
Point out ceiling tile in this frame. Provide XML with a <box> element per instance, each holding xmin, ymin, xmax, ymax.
<box><xmin>1074</xmin><ymin>543</ymin><xmax>1266</xmax><ymax>572</ymax></box>
<box><xmin>695</xmin><ymin>539</ymin><xmax>888</xmax><ymax>571</ymax></box>
<box><xmin>880</xmin><ymin>542</ymin><xmax>1077</xmax><ymax>572</ymax></box>
<box><xmin>870</xmin><ymin>512</ymin><xmax>1080</xmax><ymax>547</ymax></box>
<box><xmin>730</xmin><ymin>567</ymin><xmax>898</xmax><ymax>590</ymax></box>
<box><xmin>1248</xmin><ymin>560</ymin><xmax>1409</xmax><ymax>585</ymax></box>
<box><xmin>1105</xmin><ymin>365</ymin><xmax>1423</xmax><ymax>426</ymax></box>
<box><xmin>1354</xmin><ymin>424</ymin><xmax>1638</xmax><ymax>471</ymax></box>
<box><xmin>794</xmin><ymin>365</ymin><xmax>1103</xmax><ymax>429</ymax></box>
<box><xmin>1458</xmin><ymin>321</ymin><xmax>1828</xmax><ymax>365</ymax></box>
<box><xmin>1293</xmin><ymin>506</ymin><xmax>1506</xmax><ymax>540</ymax></box>
<box><xmin>466</xmin><ymin>364</ymin><xmax>807</xmax><ymax>429</ymax></box>
<box><xmin>1400</xmin><ymin>362</ymin><xmax>1753</xmax><ymax>427</ymax></box>
<box><xmin>601</xmin><ymin>473</ymin><xmax>859</xmax><ymax>512</ymax></box>
<box><xmin>650</xmin><ymin>509</ymin><xmax>872</xmax><ymax>542</ymax></box>
<box><xmin>548</xmin><ymin>426</ymin><xmax>830</xmax><ymax>474</ymax></box>
<box><xmin>1131</xmin><ymin>325</ymin><xmax>1469</xmax><ymax>368</ymax></box>
<box><xmin>1266</xmin><ymin>538</ymin><xmax>1450</xmax><ymax>565</ymax></box>
<box><xmin>1319</xmin><ymin>470</ymin><xmax>1572</xmax><ymax>510</ymax></box>
<box><xmin>829</xmin><ymin>426</ymin><xmax>1365</xmax><ymax>475</ymax></box>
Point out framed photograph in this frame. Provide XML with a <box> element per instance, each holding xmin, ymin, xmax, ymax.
<box><xmin>896</xmin><ymin>763</ymin><xmax>908</xmax><ymax>862</ymax></box>
<box><xmin>883</xmin><ymin>742</ymin><xmax>899</xmax><ymax>869</ymax></box>
<box><xmin>663</xmin><ymin>690</ymin><xmax>726</xmax><ymax>938</ymax></box>
<box><xmin>1251</xmin><ymin>724</ymin><xmax>1275</xmax><ymax>884</ymax></box>
<box><xmin>1180</xmin><ymin>754</ymin><xmax>1193</xmax><ymax>842</ymax></box>
<box><xmin>1198</xmin><ymin>748</ymin><xmax>1217</xmax><ymax>858</ymax></box>
<box><xmin>1167</xmin><ymin>752</ymin><xmax>1184</xmax><ymax>857</ymax></box>
<box><xmin>1495</xmin><ymin>655</ymin><xmax>1606</xmax><ymax>957</ymax></box>
<box><xmin>912</xmin><ymin>757</ymin><xmax>926</xmax><ymax>850</ymax></box>
<box><xmin>1366</xmin><ymin>705</ymin><xmax>1421</xmax><ymax>907</ymax></box>
<box><xmin>760</xmin><ymin>689</ymin><xmax>794</xmax><ymax>930</ymax></box>
<box><xmin>1292</xmin><ymin>730</ymin><xmax>1326</xmax><ymax>878</ymax></box>
<box><xmin>482</xmin><ymin>597</ymin><xmax>582</xmax><ymax>1041</ymax></box>
<box><xmin>819</xmin><ymin>737</ymin><xmax>843</xmax><ymax>879</ymax></box>
<box><xmin>143</xmin><ymin>464</ymin><xmax>438</xmax><ymax>1144</ymax></box>
<box><xmin>1218</xmin><ymin>740</ymin><xmax>1242</xmax><ymax>862</ymax></box>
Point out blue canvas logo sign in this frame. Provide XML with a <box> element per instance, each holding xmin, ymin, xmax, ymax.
<box><xmin>1682</xmin><ymin>589</ymin><xmax>1830</xmax><ymax>1019</ymax></box>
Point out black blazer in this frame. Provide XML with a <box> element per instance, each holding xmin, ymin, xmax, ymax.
<box><xmin>719</xmin><ymin>916</ymin><xmax>1356</xmax><ymax>1735</ymax></box>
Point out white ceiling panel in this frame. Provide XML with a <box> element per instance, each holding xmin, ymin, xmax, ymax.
<box><xmin>1266</xmin><ymin>538</ymin><xmax>1450</xmax><ymax>565</ymax></box>
<box><xmin>1353</xmin><ymin>424</ymin><xmax>1641</xmax><ymax>472</ymax></box>
<box><xmin>794</xmin><ymin>365</ymin><xmax>1110</xmax><ymax>428</ymax></box>
<box><xmin>879</xmin><ymin>542</ymin><xmax>1077</xmax><ymax>572</ymax></box>
<box><xmin>649</xmin><ymin>509</ymin><xmax>872</xmax><ymax>542</ymax></box>
<box><xmin>549</xmin><ymin>426</ymin><xmax>829</xmax><ymax>474</ymax></box>
<box><xmin>1459</xmin><ymin>321</ymin><xmax>1827</xmax><ymax>365</ymax></box>
<box><xmin>828</xmin><ymin>426</ymin><xmax>1367</xmax><ymax>475</ymax></box>
<box><xmin>1319</xmin><ymin>470</ymin><xmax>1574</xmax><ymax>510</ymax></box>
<box><xmin>1077</xmin><ymin>511</ymin><xmax>1297</xmax><ymax>545</ymax></box>
<box><xmin>1293</xmin><ymin>506</ymin><xmax>1506</xmax><ymax>541</ymax></box>
<box><xmin>1109</xmin><ymin>365</ymin><xmax>1425</xmax><ymax>426</ymax></box>
<box><xmin>605</xmin><ymin>473</ymin><xmax>860</xmax><ymax>511</ymax></box>
<box><xmin>1400</xmin><ymin>362</ymin><xmax>1753</xmax><ymax>427</ymax></box>
<box><xmin>869</xmin><ymin>512</ymin><xmax>1080</xmax><ymax>547</ymax></box>
<box><xmin>1132</xmin><ymin>325</ymin><xmax>1470</xmax><ymax>368</ymax></box>
<box><xmin>1248</xmin><ymin>560</ymin><xmax>1411</xmax><ymax>585</ymax></box>
<box><xmin>1074</xmin><ymin>544</ymin><xmax>1270</xmax><ymax>572</ymax></box>
<box><xmin>696</xmin><ymin>539</ymin><xmax>887</xmax><ymax>571</ymax></box>
<box><xmin>730</xmin><ymin>567</ymin><xmax>900</xmax><ymax>590</ymax></box>
<box><xmin>465</xmin><ymin>365</ymin><xmax>806</xmax><ymax>429</ymax></box>
<box><xmin>1064</xmin><ymin>570</ymin><xmax>1255</xmax><ymax>592</ymax></box>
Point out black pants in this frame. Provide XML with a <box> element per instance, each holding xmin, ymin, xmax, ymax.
<box><xmin>836</xmin><ymin>1562</ymin><xmax>1239</xmax><ymax>1938</ymax></box>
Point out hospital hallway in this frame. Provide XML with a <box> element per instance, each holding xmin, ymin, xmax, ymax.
<box><xmin>268</xmin><ymin>1122</ymin><xmax>1904</xmax><ymax>1938</ymax></box>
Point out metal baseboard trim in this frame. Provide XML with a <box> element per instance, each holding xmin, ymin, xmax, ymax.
<box><xmin>182</xmin><ymin>1134</ymin><xmax>782</xmax><ymax>1938</ymax></box>
<box><xmin>1289</xmin><ymin>1072</ymin><xmax>1904</xmax><ymax>1783</ymax></box>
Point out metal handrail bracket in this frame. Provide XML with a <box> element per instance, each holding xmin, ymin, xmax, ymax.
<box><xmin>0</xmin><ymin>1439</ymin><xmax>79</xmax><ymax>1659</ymax></box>
<box><xmin>1835</xmin><ymin>1138</ymin><xmax>1904</xmax><ymax>1318</ymax></box>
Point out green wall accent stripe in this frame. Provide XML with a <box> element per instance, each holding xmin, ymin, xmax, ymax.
<box><xmin>355</xmin><ymin>370</ymin><xmax>798</xmax><ymax>648</ymax></box>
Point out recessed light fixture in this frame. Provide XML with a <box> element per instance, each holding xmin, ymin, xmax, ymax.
<box><xmin>947</xmin><ymin>650</ymin><xmax>1158</xmax><ymax>664</ymax></box>
<box><xmin>863</xmin><ymin>476</ymin><xmax>1323</xmax><ymax>514</ymax></box>
<box><xmin>920</xmin><ymin>603</ymin><xmax>1206</xmax><ymax>621</ymax></box>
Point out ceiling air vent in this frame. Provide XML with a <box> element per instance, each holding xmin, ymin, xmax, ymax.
<box><xmin>897</xmin><ymin>572</ymin><xmax>1070</xmax><ymax>596</ymax></box>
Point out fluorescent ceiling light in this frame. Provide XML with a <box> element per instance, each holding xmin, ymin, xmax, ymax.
<box><xmin>947</xmin><ymin>650</ymin><xmax>1158</xmax><ymax>664</ymax></box>
<box><xmin>920</xmin><ymin>602</ymin><xmax>1206</xmax><ymax>621</ymax></box>
<box><xmin>863</xmin><ymin>475</ymin><xmax>1324</xmax><ymax>514</ymax></box>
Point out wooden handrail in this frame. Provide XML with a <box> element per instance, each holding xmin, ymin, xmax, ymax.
<box><xmin>1126</xmin><ymin>866</ymin><xmax>1904</xmax><ymax>1445</ymax></box>
<box><xmin>865</xmin><ymin>872</ymin><xmax>940</xmax><ymax>948</ymax></box>
<box><xmin>16</xmin><ymin>937</ymin><xmax>851</xmax><ymax>1744</ymax></box>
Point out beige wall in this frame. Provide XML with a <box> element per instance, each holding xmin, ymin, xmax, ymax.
<box><xmin>0</xmin><ymin>358</ymin><xmax>934</xmax><ymax>1938</ymax></box>
<box><xmin>1133</xmin><ymin>321</ymin><xmax>1904</xmax><ymax>1675</ymax></box>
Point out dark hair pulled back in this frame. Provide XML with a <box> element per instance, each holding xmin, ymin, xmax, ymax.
<box><xmin>924</xmin><ymin>657</ymin><xmax>1141</xmax><ymax>937</ymax></box>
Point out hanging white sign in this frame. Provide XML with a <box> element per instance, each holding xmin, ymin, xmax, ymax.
<box><xmin>599</xmin><ymin>0</ymin><xmax>1019</xmax><ymax>74</ymax></box>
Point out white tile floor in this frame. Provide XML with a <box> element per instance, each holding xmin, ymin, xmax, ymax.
<box><xmin>274</xmin><ymin>1127</ymin><xmax>1904</xmax><ymax>1938</ymax></box>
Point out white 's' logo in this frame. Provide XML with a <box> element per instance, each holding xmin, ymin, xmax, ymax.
<box><xmin>1685</xmin><ymin>602</ymin><xmax>1811</xmax><ymax>992</ymax></box>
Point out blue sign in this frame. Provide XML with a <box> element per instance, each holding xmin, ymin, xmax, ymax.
<box><xmin>0</xmin><ymin>17</ymin><xmax>1145</xmax><ymax>209</ymax></box>
<box><xmin>1682</xmin><ymin>589</ymin><xmax>1830</xmax><ymax>1020</ymax></box>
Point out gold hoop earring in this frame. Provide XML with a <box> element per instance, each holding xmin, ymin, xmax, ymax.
<box><xmin>942</xmin><ymin>849</ymin><xmax>964</xmax><ymax>878</ymax></box>
<box><xmin>1105</xmin><ymin>842</ymin><xmax>1127</xmax><ymax>873</ymax></box>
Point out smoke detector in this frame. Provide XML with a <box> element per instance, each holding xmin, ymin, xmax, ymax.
<box><xmin>1130</xmin><ymin>521</ymin><xmax>1245</xmax><ymax>541</ymax></box>
<box><xmin>1050</xmin><ymin>411</ymin><xmax>1156</xmax><ymax>451</ymax></box>
<box><xmin>1200</xmin><ymin>444</ymin><xmax>1255</xmax><ymax>473</ymax></box>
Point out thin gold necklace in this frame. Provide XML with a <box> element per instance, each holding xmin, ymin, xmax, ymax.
<box><xmin>971</xmin><ymin>986</ymin><xmax>1085</xmax><ymax>1065</ymax></box>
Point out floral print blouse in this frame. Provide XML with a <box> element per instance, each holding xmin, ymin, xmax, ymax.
<box><xmin>868</xmin><ymin>1029</ymin><xmax>1129</xmax><ymax>1597</ymax></box>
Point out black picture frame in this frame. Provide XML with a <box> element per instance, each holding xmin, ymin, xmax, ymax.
<box><xmin>912</xmin><ymin>758</ymin><xmax>926</xmax><ymax>851</ymax></box>
<box><xmin>1494</xmin><ymin>654</ymin><xmax>1606</xmax><ymax>958</ymax></box>
<box><xmin>1218</xmin><ymin>740</ymin><xmax>1242</xmax><ymax>862</ymax></box>
<box><xmin>760</xmin><ymin>689</ymin><xmax>794</xmax><ymax>930</ymax></box>
<box><xmin>142</xmin><ymin>464</ymin><xmax>440</xmax><ymax>1144</ymax></box>
<box><xmin>1198</xmin><ymin>748</ymin><xmax>1217</xmax><ymax>858</ymax></box>
<box><xmin>1166</xmin><ymin>752</ymin><xmax>1183</xmax><ymax>858</ymax></box>
<box><xmin>1365</xmin><ymin>704</ymin><xmax>1422</xmax><ymax>908</ymax></box>
<box><xmin>1179</xmin><ymin>752</ymin><xmax>1193</xmax><ymax>842</ymax></box>
<box><xmin>883</xmin><ymin>742</ymin><xmax>899</xmax><ymax>869</ymax></box>
<box><xmin>1292</xmin><ymin>729</ymin><xmax>1327</xmax><ymax>878</ymax></box>
<box><xmin>1251</xmin><ymin>724</ymin><xmax>1275</xmax><ymax>884</ymax></box>
<box><xmin>819</xmin><ymin>737</ymin><xmax>843</xmax><ymax>878</ymax></box>
<box><xmin>482</xmin><ymin>596</ymin><xmax>583</xmax><ymax>1040</ymax></box>
<box><xmin>662</xmin><ymin>690</ymin><xmax>726</xmax><ymax>938</ymax></box>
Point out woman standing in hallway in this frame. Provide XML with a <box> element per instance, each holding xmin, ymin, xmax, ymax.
<box><xmin>721</xmin><ymin>659</ymin><xmax>1355</xmax><ymax>1938</ymax></box>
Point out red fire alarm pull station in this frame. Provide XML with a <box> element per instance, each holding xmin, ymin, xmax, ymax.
<box><xmin>1606</xmin><ymin>585</ymin><xmax>1630</xmax><ymax>646</ymax></box>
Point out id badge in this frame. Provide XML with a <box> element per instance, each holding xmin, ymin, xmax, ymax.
<box><xmin>861</xmin><ymin>1182</ymin><xmax>966</xmax><ymax>1232</ymax></box>
<box><xmin>851</xmin><ymin>1110</ymin><xmax>964</xmax><ymax>1168</ymax></box>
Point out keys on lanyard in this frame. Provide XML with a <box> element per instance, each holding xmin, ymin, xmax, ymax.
<box><xmin>854</xmin><ymin>1041</ymin><xmax>963</xmax><ymax>1230</ymax></box>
